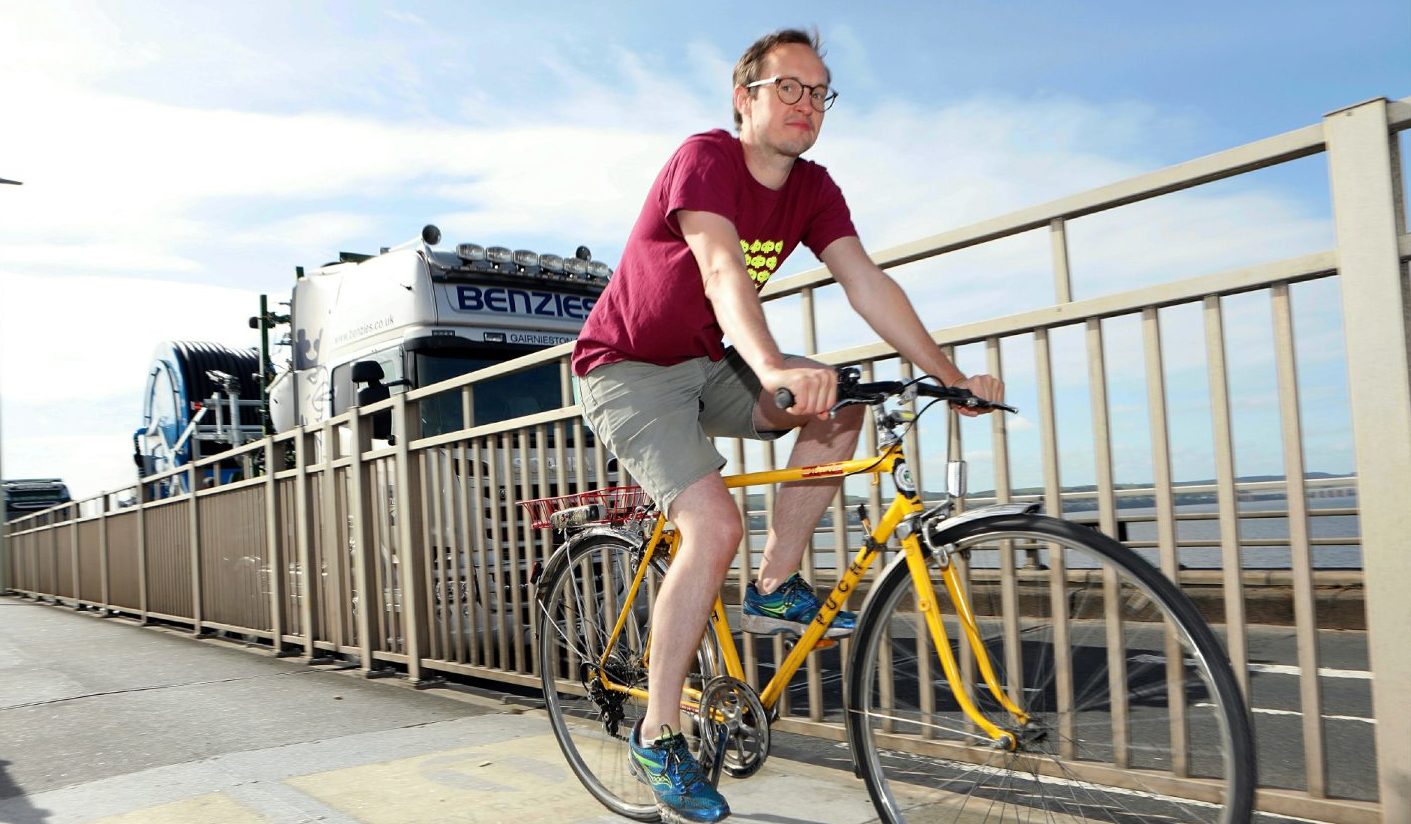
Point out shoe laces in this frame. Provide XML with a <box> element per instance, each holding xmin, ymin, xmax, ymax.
<box><xmin>781</xmin><ymin>574</ymin><xmax>819</xmax><ymax>606</ymax></box>
<box><xmin>660</xmin><ymin>730</ymin><xmax>707</xmax><ymax>789</ymax></box>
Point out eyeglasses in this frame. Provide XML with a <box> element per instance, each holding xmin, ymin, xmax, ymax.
<box><xmin>745</xmin><ymin>75</ymin><xmax>838</xmax><ymax>113</ymax></box>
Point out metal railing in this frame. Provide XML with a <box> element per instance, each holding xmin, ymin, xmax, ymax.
<box><xmin>5</xmin><ymin>96</ymin><xmax>1408</xmax><ymax>823</ymax></box>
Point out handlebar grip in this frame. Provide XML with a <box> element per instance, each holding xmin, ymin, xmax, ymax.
<box><xmin>774</xmin><ymin>388</ymin><xmax>795</xmax><ymax>410</ymax></box>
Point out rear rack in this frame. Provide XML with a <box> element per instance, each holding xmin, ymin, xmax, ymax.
<box><xmin>518</xmin><ymin>485</ymin><xmax>654</xmax><ymax>529</ymax></box>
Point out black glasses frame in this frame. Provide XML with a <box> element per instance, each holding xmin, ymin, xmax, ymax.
<box><xmin>745</xmin><ymin>75</ymin><xmax>838</xmax><ymax>112</ymax></box>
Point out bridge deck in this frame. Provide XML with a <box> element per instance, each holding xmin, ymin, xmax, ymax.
<box><xmin>0</xmin><ymin>596</ymin><xmax>886</xmax><ymax>824</ymax></box>
<box><xmin>3</xmin><ymin>595</ymin><xmax>1357</xmax><ymax>823</ymax></box>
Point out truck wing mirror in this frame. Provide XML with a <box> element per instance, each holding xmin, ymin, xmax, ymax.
<box><xmin>353</xmin><ymin>359</ymin><xmax>394</xmax><ymax>441</ymax></box>
<box><xmin>351</xmin><ymin>360</ymin><xmax>385</xmax><ymax>384</ymax></box>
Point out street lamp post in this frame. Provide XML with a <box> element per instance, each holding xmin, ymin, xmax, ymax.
<box><xmin>1</xmin><ymin>175</ymin><xmax>20</xmax><ymax>591</ymax></box>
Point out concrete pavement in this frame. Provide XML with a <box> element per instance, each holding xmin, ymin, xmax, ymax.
<box><xmin>0</xmin><ymin>597</ymin><xmax>879</xmax><ymax>824</ymax></box>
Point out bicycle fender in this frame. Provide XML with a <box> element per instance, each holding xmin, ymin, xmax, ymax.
<box><xmin>928</xmin><ymin>502</ymin><xmax>1042</xmax><ymax>534</ymax></box>
<box><xmin>533</xmin><ymin>526</ymin><xmax>646</xmax><ymax>601</ymax></box>
<box><xmin>858</xmin><ymin>503</ymin><xmax>1042</xmax><ymax>619</ymax></box>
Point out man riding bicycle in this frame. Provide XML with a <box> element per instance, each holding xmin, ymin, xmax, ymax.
<box><xmin>571</xmin><ymin>28</ymin><xmax>1004</xmax><ymax>823</ymax></box>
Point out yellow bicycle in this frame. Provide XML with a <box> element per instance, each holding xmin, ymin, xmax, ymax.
<box><xmin>526</xmin><ymin>368</ymin><xmax>1255</xmax><ymax>823</ymax></box>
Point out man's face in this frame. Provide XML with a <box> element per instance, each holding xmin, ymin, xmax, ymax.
<box><xmin>736</xmin><ymin>43</ymin><xmax>829</xmax><ymax>158</ymax></box>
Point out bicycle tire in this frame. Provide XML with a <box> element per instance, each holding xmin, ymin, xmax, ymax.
<box><xmin>537</xmin><ymin>531</ymin><xmax>723</xmax><ymax>820</ymax></box>
<box><xmin>845</xmin><ymin>512</ymin><xmax>1255</xmax><ymax>824</ymax></box>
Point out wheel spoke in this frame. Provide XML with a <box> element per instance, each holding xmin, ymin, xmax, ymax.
<box><xmin>538</xmin><ymin>534</ymin><xmax>724</xmax><ymax>819</ymax></box>
<box><xmin>845</xmin><ymin>515</ymin><xmax>1253</xmax><ymax>823</ymax></box>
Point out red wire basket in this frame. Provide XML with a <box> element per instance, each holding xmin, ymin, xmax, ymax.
<box><xmin>518</xmin><ymin>485</ymin><xmax>654</xmax><ymax>529</ymax></box>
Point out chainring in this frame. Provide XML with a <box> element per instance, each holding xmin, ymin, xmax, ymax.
<box><xmin>694</xmin><ymin>675</ymin><xmax>771</xmax><ymax>780</ymax></box>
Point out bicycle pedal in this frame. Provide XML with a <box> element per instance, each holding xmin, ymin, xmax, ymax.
<box><xmin>789</xmin><ymin>637</ymin><xmax>838</xmax><ymax>651</ymax></box>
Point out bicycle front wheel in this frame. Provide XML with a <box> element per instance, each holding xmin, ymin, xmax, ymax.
<box><xmin>846</xmin><ymin>513</ymin><xmax>1255</xmax><ymax>824</ymax></box>
<box><xmin>537</xmin><ymin>532</ymin><xmax>721</xmax><ymax>820</ymax></box>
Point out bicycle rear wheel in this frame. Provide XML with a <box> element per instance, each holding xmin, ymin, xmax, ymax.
<box><xmin>846</xmin><ymin>513</ymin><xmax>1255</xmax><ymax>823</ymax></box>
<box><xmin>537</xmin><ymin>532</ymin><xmax>721</xmax><ymax>820</ymax></box>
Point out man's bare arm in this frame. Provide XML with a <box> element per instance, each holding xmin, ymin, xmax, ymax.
<box><xmin>820</xmin><ymin>235</ymin><xmax>1004</xmax><ymax>413</ymax></box>
<box><xmin>677</xmin><ymin>209</ymin><xmax>836</xmax><ymax>416</ymax></box>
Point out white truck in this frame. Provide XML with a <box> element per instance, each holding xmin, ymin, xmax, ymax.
<box><xmin>260</xmin><ymin>225</ymin><xmax>613</xmax><ymax>651</ymax></box>
<box><xmin>266</xmin><ymin>225</ymin><xmax>609</xmax><ymax>441</ymax></box>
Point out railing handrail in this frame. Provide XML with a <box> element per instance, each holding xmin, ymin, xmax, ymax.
<box><xmin>763</xmin><ymin>95</ymin><xmax>1411</xmax><ymax>301</ymax></box>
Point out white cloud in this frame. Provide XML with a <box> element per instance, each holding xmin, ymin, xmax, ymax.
<box><xmin>384</xmin><ymin>9</ymin><xmax>427</xmax><ymax>26</ymax></box>
<box><xmin>0</xmin><ymin>11</ymin><xmax>1347</xmax><ymax>500</ymax></box>
<box><xmin>0</xmin><ymin>273</ymin><xmax>261</xmax><ymax>404</ymax></box>
<box><xmin>1</xmin><ymin>272</ymin><xmax>261</xmax><ymax>497</ymax></box>
<box><xmin>2</xmin><ymin>433</ymin><xmax>140</xmax><ymax>502</ymax></box>
<box><xmin>0</xmin><ymin>2</ymin><xmax>159</xmax><ymax>82</ymax></box>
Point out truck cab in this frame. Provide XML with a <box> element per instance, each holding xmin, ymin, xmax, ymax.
<box><xmin>3</xmin><ymin>478</ymin><xmax>73</xmax><ymax>524</ymax></box>
<box><xmin>267</xmin><ymin>227</ymin><xmax>608</xmax><ymax>441</ymax></box>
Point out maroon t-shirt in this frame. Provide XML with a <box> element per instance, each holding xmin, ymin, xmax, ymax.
<box><xmin>572</xmin><ymin>129</ymin><xmax>857</xmax><ymax>375</ymax></box>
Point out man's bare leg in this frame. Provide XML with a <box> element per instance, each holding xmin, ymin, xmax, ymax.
<box><xmin>639</xmin><ymin>472</ymin><xmax>743</xmax><ymax>737</ymax></box>
<box><xmin>755</xmin><ymin>402</ymin><xmax>864</xmax><ymax>594</ymax></box>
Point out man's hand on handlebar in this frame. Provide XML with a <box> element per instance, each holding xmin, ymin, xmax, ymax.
<box><xmin>772</xmin><ymin>367</ymin><xmax>1018</xmax><ymax>417</ymax></box>
<box><xmin>952</xmin><ymin>374</ymin><xmax>1004</xmax><ymax>417</ymax></box>
<box><xmin>760</xmin><ymin>362</ymin><xmax>837</xmax><ymax>419</ymax></box>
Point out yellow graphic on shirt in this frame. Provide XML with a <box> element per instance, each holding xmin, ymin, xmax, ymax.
<box><xmin>739</xmin><ymin>238</ymin><xmax>784</xmax><ymax>289</ymax></box>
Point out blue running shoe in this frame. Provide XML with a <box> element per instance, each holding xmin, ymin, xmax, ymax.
<box><xmin>627</xmin><ymin>721</ymin><xmax>731</xmax><ymax>823</ymax></box>
<box><xmin>741</xmin><ymin>573</ymin><xmax>856</xmax><ymax>638</ymax></box>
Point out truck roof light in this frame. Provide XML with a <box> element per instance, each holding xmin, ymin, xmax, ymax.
<box><xmin>487</xmin><ymin>246</ymin><xmax>513</xmax><ymax>264</ymax></box>
<box><xmin>539</xmin><ymin>253</ymin><xmax>564</xmax><ymax>273</ymax></box>
<box><xmin>513</xmin><ymin>250</ymin><xmax>539</xmax><ymax>269</ymax></box>
<box><xmin>458</xmin><ymin>243</ymin><xmax>486</xmax><ymax>261</ymax></box>
<box><xmin>563</xmin><ymin>258</ymin><xmax>588</xmax><ymax>277</ymax></box>
<box><xmin>587</xmin><ymin>261</ymin><xmax>612</xmax><ymax>280</ymax></box>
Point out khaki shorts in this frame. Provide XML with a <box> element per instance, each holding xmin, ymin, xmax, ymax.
<box><xmin>579</xmin><ymin>348</ymin><xmax>786</xmax><ymax>514</ymax></box>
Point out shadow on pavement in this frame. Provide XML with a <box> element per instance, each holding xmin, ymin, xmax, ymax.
<box><xmin>0</xmin><ymin>758</ymin><xmax>51</xmax><ymax>823</ymax></box>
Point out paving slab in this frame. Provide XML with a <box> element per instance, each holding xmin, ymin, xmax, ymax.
<box><xmin>0</xmin><ymin>597</ymin><xmax>879</xmax><ymax>823</ymax></box>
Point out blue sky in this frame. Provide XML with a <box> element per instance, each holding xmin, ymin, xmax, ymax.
<box><xmin>1</xmin><ymin>0</ymin><xmax>1407</xmax><ymax>499</ymax></box>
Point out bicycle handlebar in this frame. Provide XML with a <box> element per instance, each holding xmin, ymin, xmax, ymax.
<box><xmin>773</xmin><ymin>369</ymin><xmax>1018</xmax><ymax>415</ymax></box>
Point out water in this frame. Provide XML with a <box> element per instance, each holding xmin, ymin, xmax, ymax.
<box><xmin>1094</xmin><ymin>496</ymin><xmax>1361</xmax><ymax>570</ymax></box>
<box><xmin>752</xmin><ymin>494</ymin><xmax>1362</xmax><ymax>571</ymax></box>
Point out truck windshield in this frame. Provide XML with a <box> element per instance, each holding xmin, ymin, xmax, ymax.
<box><xmin>4</xmin><ymin>483</ymin><xmax>72</xmax><ymax>522</ymax></box>
<box><xmin>7</xmin><ymin>488</ymin><xmax>68</xmax><ymax>504</ymax></box>
<box><xmin>416</xmin><ymin>350</ymin><xmax>565</xmax><ymax>436</ymax></box>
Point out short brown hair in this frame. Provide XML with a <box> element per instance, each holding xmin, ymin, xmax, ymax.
<box><xmin>732</xmin><ymin>28</ymin><xmax>829</xmax><ymax>131</ymax></box>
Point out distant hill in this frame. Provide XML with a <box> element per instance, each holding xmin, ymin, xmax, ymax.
<box><xmin>961</xmin><ymin>472</ymin><xmax>1353</xmax><ymax>511</ymax></box>
<box><xmin>739</xmin><ymin>472</ymin><xmax>1354</xmax><ymax>521</ymax></box>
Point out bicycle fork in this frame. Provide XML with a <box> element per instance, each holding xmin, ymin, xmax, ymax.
<box><xmin>901</xmin><ymin>534</ymin><xmax>1031</xmax><ymax>750</ymax></box>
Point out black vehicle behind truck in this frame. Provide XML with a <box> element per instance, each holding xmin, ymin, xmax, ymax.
<box><xmin>3</xmin><ymin>478</ymin><xmax>73</xmax><ymax>524</ymax></box>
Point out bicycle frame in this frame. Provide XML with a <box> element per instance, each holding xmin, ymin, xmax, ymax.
<box><xmin>591</xmin><ymin>440</ymin><xmax>1031</xmax><ymax>748</ymax></box>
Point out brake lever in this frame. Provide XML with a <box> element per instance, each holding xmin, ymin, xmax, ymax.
<box><xmin>952</xmin><ymin>395</ymin><xmax>1019</xmax><ymax>414</ymax></box>
<box><xmin>827</xmin><ymin>396</ymin><xmax>879</xmax><ymax>418</ymax></box>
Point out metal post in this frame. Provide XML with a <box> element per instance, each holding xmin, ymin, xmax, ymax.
<box><xmin>254</xmin><ymin>292</ymin><xmax>289</xmax><ymax>438</ymax></box>
<box><xmin>1324</xmin><ymin>96</ymin><xmax>1411</xmax><ymax>822</ymax></box>
<box><xmin>98</xmin><ymin>498</ymin><xmax>110</xmax><ymax>613</ymax></box>
<box><xmin>136</xmin><ymin>477</ymin><xmax>149</xmax><ymax>623</ymax></box>
<box><xmin>294</xmin><ymin>431</ymin><xmax>318</xmax><ymax>660</ymax></box>
<box><xmin>258</xmin><ymin>294</ymin><xmax>272</xmax><ymax>436</ymax></box>
<box><xmin>1049</xmin><ymin>217</ymin><xmax>1074</xmax><ymax>303</ymax></box>
<box><xmin>320</xmin><ymin>420</ymin><xmax>346</xmax><ymax>652</ymax></box>
<box><xmin>347</xmin><ymin>411</ymin><xmax>380</xmax><ymax>676</ymax></box>
<box><xmin>393</xmin><ymin>394</ymin><xmax>429</xmax><ymax>684</ymax></box>
<box><xmin>265</xmin><ymin>439</ymin><xmax>289</xmax><ymax>655</ymax></box>
<box><xmin>70</xmin><ymin>518</ymin><xmax>80</xmax><ymax>609</ymax></box>
<box><xmin>188</xmin><ymin>464</ymin><xmax>204</xmax><ymax>634</ymax></box>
